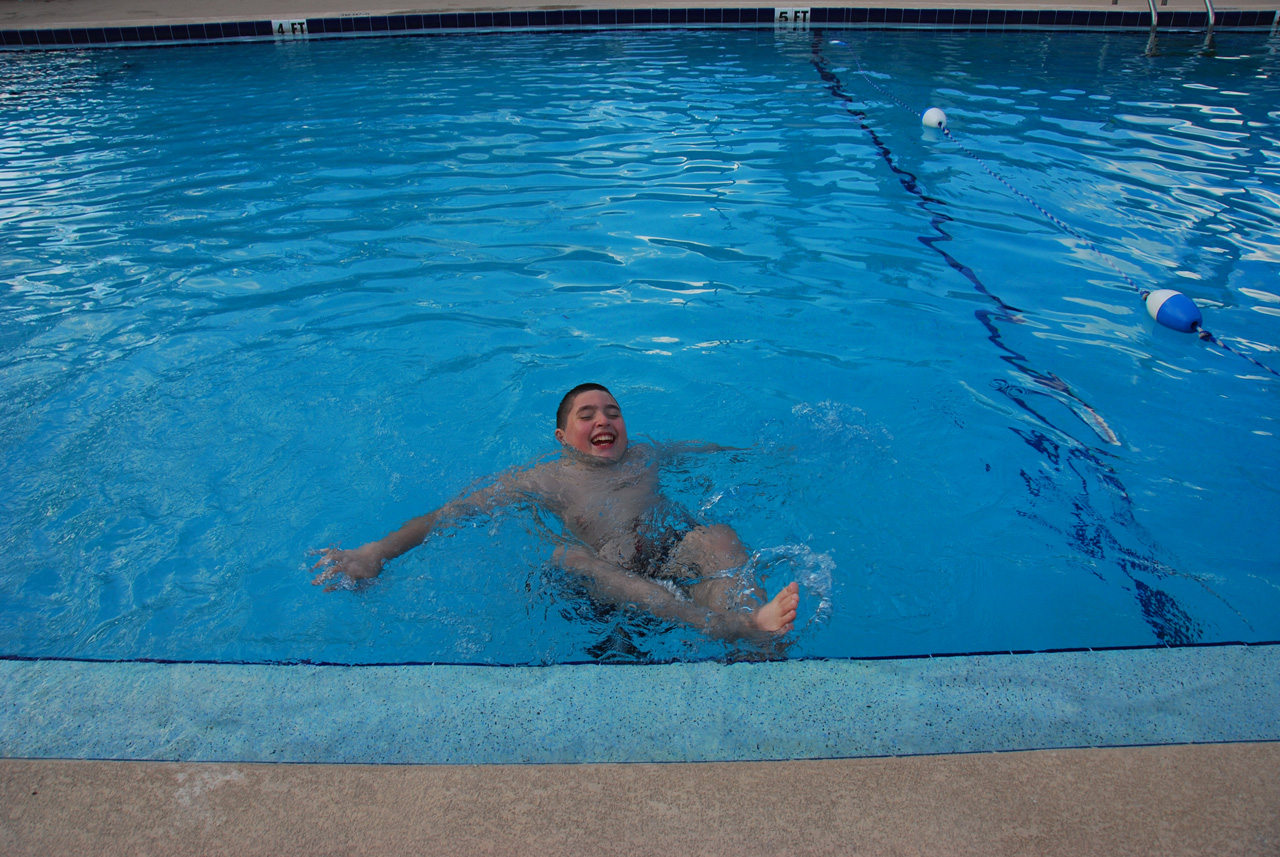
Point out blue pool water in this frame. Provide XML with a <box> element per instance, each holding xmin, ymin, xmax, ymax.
<box><xmin>2</xmin><ymin>27</ymin><xmax>1278</xmax><ymax>672</ymax></box>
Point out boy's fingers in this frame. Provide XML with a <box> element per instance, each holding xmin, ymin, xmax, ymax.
<box><xmin>310</xmin><ymin>548</ymin><xmax>340</xmax><ymax>572</ymax></box>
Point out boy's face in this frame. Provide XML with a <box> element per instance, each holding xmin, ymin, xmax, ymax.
<box><xmin>555</xmin><ymin>389</ymin><xmax>628</xmax><ymax>462</ymax></box>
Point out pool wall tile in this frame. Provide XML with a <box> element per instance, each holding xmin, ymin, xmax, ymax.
<box><xmin>3</xmin><ymin>6</ymin><xmax>1279</xmax><ymax>50</ymax></box>
<box><xmin>3</xmin><ymin>645</ymin><xmax>1277</xmax><ymax>764</ymax></box>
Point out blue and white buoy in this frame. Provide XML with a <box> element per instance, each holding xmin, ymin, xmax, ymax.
<box><xmin>1145</xmin><ymin>289</ymin><xmax>1203</xmax><ymax>333</ymax></box>
<box><xmin>922</xmin><ymin>107</ymin><xmax>948</xmax><ymax>129</ymax></box>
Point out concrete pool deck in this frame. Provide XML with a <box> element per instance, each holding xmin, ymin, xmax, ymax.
<box><xmin>3</xmin><ymin>743</ymin><xmax>1278</xmax><ymax>855</ymax></box>
<box><xmin>3</xmin><ymin>0</ymin><xmax>1280</xmax><ymax>853</ymax></box>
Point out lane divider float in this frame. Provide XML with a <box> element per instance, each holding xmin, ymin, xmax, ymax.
<box><xmin>830</xmin><ymin>38</ymin><xmax>1277</xmax><ymax>378</ymax></box>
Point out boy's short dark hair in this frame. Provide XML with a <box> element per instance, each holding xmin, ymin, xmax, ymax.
<box><xmin>556</xmin><ymin>383</ymin><xmax>613</xmax><ymax>430</ymax></box>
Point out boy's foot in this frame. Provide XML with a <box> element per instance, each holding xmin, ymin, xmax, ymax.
<box><xmin>754</xmin><ymin>582</ymin><xmax>799</xmax><ymax>634</ymax></box>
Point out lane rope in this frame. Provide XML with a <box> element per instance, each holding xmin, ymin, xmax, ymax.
<box><xmin>828</xmin><ymin>37</ymin><xmax>1279</xmax><ymax>379</ymax></box>
<box><xmin>809</xmin><ymin>33</ymin><xmax>1122</xmax><ymax>448</ymax></box>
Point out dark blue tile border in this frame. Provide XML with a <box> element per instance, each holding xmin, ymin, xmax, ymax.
<box><xmin>2</xmin><ymin>6</ymin><xmax>1278</xmax><ymax>50</ymax></box>
<box><xmin>3</xmin><ymin>639</ymin><xmax>1277</xmax><ymax>670</ymax></box>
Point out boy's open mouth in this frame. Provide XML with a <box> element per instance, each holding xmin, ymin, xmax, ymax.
<box><xmin>590</xmin><ymin>431</ymin><xmax>615</xmax><ymax>448</ymax></box>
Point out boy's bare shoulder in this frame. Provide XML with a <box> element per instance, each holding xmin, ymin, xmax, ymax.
<box><xmin>502</xmin><ymin>454</ymin><xmax>572</xmax><ymax>494</ymax></box>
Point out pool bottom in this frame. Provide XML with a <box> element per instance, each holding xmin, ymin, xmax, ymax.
<box><xmin>3</xmin><ymin>645</ymin><xmax>1277</xmax><ymax>764</ymax></box>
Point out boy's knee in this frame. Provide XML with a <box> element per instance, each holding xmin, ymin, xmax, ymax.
<box><xmin>701</xmin><ymin>523</ymin><xmax>744</xmax><ymax>554</ymax></box>
<box><xmin>683</xmin><ymin>524</ymin><xmax>746</xmax><ymax>569</ymax></box>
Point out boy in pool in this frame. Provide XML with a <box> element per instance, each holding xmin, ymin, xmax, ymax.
<box><xmin>311</xmin><ymin>383</ymin><xmax>799</xmax><ymax>642</ymax></box>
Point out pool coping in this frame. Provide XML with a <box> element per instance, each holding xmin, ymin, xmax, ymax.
<box><xmin>2</xmin><ymin>742</ymin><xmax>1274</xmax><ymax>855</ymax></box>
<box><xmin>2</xmin><ymin>743</ymin><xmax>1276</xmax><ymax>856</ymax></box>
<box><xmin>4</xmin><ymin>642</ymin><xmax>1277</xmax><ymax>765</ymax></box>
<box><xmin>3</xmin><ymin>1</ymin><xmax>1279</xmax><ymax>50</ymax></box>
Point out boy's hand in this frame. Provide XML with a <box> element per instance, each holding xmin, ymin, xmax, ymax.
<box><xmin>309</xmin><ymin>544</ymin><xmax>384</xmax><ymax>591</ymax></box>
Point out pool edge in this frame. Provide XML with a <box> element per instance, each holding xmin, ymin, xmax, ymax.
<box><xmin>4</xmin><ymin>644</ymin><xmax>1277</xmax><ymax>764</ymax></box>
<box><xmin>4</xmin><ymin>2</ymin><xmax>1279</xmax><ymax>51</ymax></box>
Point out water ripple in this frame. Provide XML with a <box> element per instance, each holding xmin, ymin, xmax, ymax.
<box><xmin>2</xmin><ymin>29</ymin><xmax>1278</xmax><ymax>663</ymax></box>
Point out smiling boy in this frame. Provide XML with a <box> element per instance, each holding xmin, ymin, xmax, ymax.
<box><xmin>312</xmin><ymin>383</ymin><xmax>799</xmax><ymax>642</ymax></box>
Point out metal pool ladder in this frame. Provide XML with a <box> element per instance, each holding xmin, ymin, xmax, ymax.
<box><xmin>1145</xmin><ymin>0</ymin><xmax>1218</xmax><ymax>54</ymax></box>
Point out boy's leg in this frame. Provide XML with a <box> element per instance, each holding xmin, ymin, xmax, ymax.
<box><xmin>663</xmin><ymin>525</ymin><xmax>799</xmax><ymax>634</ymax></box>
<box><xmin>663</xmin><ymin>524</ymin><xmax>760</xmax><ymax>611</ymax></box>
<box><xmin>555</xmin><ymin>526</ymin><xmax>799</xmax><ymax>638</ymax></box>
<box><xmin>553</xmin><ymin>545</ymin><xmax>763</xmax><ymax>640</ymax></box>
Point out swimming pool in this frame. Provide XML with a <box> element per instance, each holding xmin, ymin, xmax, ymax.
<box><xmin>2</xmin><ymin>26</ymin><xmax>1279</xmax><ymax>761</ymax></box>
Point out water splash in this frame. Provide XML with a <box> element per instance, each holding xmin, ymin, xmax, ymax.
<box><xmin>745</xmin><ymin>544</ymin><xmax>836</xmax><ymax>632</ymax></box>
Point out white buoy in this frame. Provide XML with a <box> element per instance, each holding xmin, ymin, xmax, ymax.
<box><xmin>922</xmin><ymin>107</ymin><xmax>948</xmax><ymax>130</ymax></box>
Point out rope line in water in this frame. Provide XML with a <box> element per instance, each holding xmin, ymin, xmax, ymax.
<box><xmin>809</xmin><ymin>34</ymin><xmax>1121</xmax><ymax>450</ymax></box>
<box><xmin>809</xmin><ymin>35</ymin><xmax>1236</xmax><ymax>648</ymax></box>
<box><xmin>830</xmin><ymin>38</ymin><xmax>1280</xmax><ymax>380</ymax></box>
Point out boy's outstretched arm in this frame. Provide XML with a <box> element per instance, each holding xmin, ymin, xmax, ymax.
<box><xmin>311</xmin><ymin>511</ymin><xmax>438</xmax><ymax>589</ymax></box>
<box><xmin>657</xmin><ymin>440</ymin><xmax>748</xmax><ymax>456</ymax></box>
<box><xmin>311</xmin><ymin>469</ymin><xmax>540</xmax><ymax>590</ymax></box>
